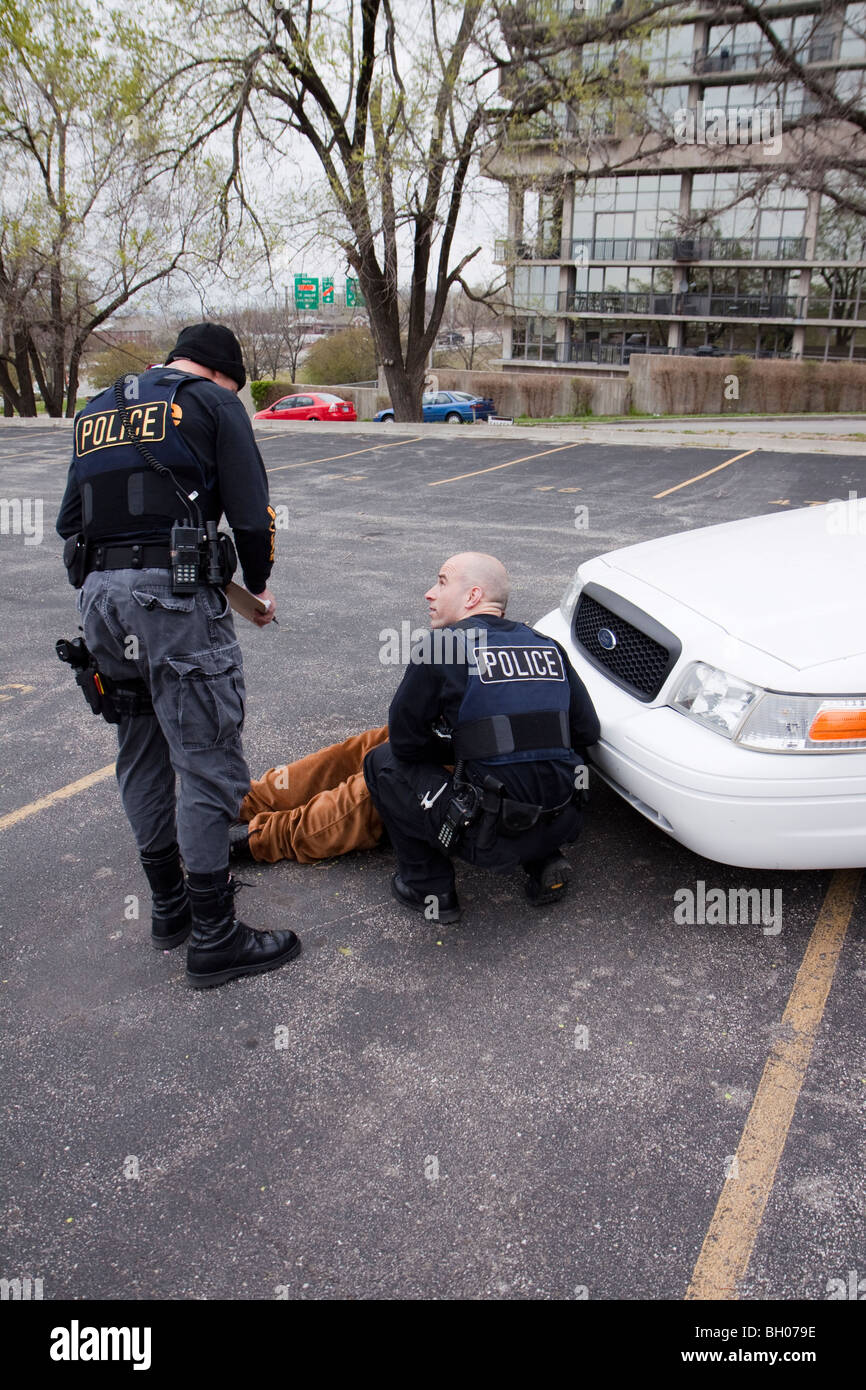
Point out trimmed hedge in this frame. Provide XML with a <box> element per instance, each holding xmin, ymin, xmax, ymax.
<box><xmin>630</xmin><ymin>354</ymin><xmax>866</xmax><ymax>415</ymax></box>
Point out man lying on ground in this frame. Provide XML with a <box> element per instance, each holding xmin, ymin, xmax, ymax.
<box><xmin>231</xmin><ymin>553</ymin><xmax>600</xmax><ymax>922</ymax></box>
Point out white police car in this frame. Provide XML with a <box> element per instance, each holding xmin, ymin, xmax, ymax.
<box><xmin>535</xmin><ymin>497</ymin><xmax>866</xmax><ymax>869</ymax></box>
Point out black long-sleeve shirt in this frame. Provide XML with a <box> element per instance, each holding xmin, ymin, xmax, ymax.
<box><xmin>56</xmin><ymin>371</ymin><xmax>275</xmax><ymax>594</ymax></box>
<box><xmin>387</xmin><ymin>615</ymin><xmax>600</xmax><ymax>809</ymax></box>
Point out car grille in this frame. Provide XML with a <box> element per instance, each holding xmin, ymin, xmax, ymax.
<box><xmin>574</xmin><ymin>588</ymin><xmax>679</xmax><ymax>701</ymax></box>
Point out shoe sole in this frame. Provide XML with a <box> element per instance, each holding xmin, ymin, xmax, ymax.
<box><xmin>527</xmin><ymin>885</ymin><xmax>568</xmax><ymax>906</ymax></box>
<box><xmin>186</xmin><ymin>938</ymin><xmax>302</xmax><ymax>989</ymax></box>
<box><xmin>526</xmin><ymin>857</ymin><xmax>570</xmax><ymax>907</ymax></box>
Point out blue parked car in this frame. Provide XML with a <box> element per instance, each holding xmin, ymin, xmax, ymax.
<box><xmin>375</xmin><ymin>389</ymin><xmax>496</xmax><ymax>424</ymax></box>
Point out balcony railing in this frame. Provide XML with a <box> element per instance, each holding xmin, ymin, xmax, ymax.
<box><xmin>556</xmin><ymin>290</ymin><xmax>807</xmax><ymax>318</ymax></box>
<box><xmin>511</xmin><ymin>341</ymin><xmax>798</xmax><ymax>366</ymax></box>
<box><xmin>495</xmin><ymin>238</ymin><xmax>563</xmax><ymax>263</ymax></box>
<box><xmin>562</xmin><ymin>342</ymin><xmax>629</xmax><ymax>366</ymax></box>
<box><xmin>496</xmin><ymin>235</ymin><xmax>821</xmax><ymax>267</ymax></box>
<box><xmin>500</xmin><ymin>0</ymin><xmax>587</xmax><ymax>31</ymax></box>
<box><xmin>510</xmin><ymin>341</ymin><xmax>560</xmax><ymax>363</ymax></box>
<box><xmin>694</xmin><ymin>44</ymin><xmax>778</xmax><ymax>76</ymax></box>
<box><xmin>503</xmin><ymin>108</ymin><xmax>616</xmax><ymax>143</ymax></box>
<box><xmin>559</xmin><ymin>236</ymin><xmax>809</xmax><ymax>263</ymax></box>
<box><xmin>572</xmin><ymin>342</ymin><xmax>799</xmax><ymax>365</ymax></box>
<box><xmin>805</xmin><ymin>298</ymin><xmax>865</xmax><ymax>320</ymax></box>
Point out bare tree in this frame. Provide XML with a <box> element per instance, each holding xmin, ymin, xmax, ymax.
<box><xmin>454</xmin><ymin>283</ymin><xmax>502</xmax><ymax>368</ymax></box>
<box><xmin>220</xmin><ymin>304</ymin><xmax>286</xmax><ymax>380</ymax></box>
<box><xmin>0</xmin><ymin>0</ymin><xmax>226</xmax><ymax>415</ymax></box>
<box><xmin>174</xmin><ymin>1</ymin><xmax>670</xmax><ymax>420</ymax></box>
<box><xmin>280</xmin><ymin>304</ymin><xmax>314</xmax><ymax>382</ymax></box>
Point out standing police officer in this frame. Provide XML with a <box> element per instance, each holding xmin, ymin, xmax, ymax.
<box><xmin>56</xmin><ymin>322</ymin><xmax>300</xmax><ymax>987</ymax></box>
<box><xmin>363</xmin><ymin>552</ymin><xmax>600</xmax><ymax>922</ymax></box>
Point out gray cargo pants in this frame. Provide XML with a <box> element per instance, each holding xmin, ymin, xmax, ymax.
<box><xmin>79</xmin><ymin>568</ymin><xmax>250</xmax><ymax>874</ymax></box>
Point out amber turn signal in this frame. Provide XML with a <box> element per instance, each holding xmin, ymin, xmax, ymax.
<box><xmin>808</xmin><ymin>708</ymin><xmax>866</xmax><ymax>741</ymax></box>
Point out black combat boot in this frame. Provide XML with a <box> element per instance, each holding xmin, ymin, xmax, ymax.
<box><xmin>141</xmin><ymin>843</ymin><xmax>192</xmax><ymax>949</ymax></box>
<box><xmin>390</xmin><ymin>873</ymin><xmax>462</xmax><ymax>923</ymax></box>
<box><xmin>228</xmin><ymin>822</ymin><xmax>256</xmax><ymax>862</ymax></box>
<box><xmin>185</xmin><ymin>870</ymin><xmax>301</xmax><ymax>989</ymax></box>
<box><xmin>523</xmin><ymin>852</ymin><xmax>570</xmax><ymax>906</ymax></box>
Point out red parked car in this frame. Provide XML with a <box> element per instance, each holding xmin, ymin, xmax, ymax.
<box><xmin>254</xmin><ymin>392</ymin><xmax>357</xmax><ymax>422</ymax></box>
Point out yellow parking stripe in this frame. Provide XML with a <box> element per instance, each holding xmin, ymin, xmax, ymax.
<box><xmin>654</xmin><ymin>448</ymin><xmax>758</xmax><ymax>498</ymax></box>
<box><xmin>266</xmin><ymin>437</ymin><xmax>423</xmax><ymax>474</ymax></box>
<box><xmin>0</xmin><ymin>763</ymin><xmax>116</xmax><ymax>832</ymax></box>
<box><xmin>429</xmin><ymin>443</ymin><xmax>578</xmax><ymax>486</ymax></box>
<box><xmin>686</xmin><ymin>868</ymin><xmax>862</xmax><ymax>1300</ymax></box>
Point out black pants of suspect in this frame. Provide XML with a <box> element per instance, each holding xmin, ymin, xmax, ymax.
<box><xmin>363</xmin><ymin>741</ymin><xmax>582</xmax><ymax>897</ymax></box>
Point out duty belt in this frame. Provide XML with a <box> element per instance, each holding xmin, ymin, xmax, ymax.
<box><xmin>467</xmin><ymin>772</ymin><xmax>578</xmax><ymax>851</ymax></box>
<box><xmin>87</xmin><ymin>542</ymin><xmax>172</xmax><ymax>573</ymax></box>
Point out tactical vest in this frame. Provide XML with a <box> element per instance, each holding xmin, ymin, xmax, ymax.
<box><xmin>452</xmin><ymin>623</ymin><xmax>574</xmax><ymax>765</ymax></box>
<box><xmin>72</xmin><ymin>370</ymin><xmax>209</xmax><ymax>542</ymax></box>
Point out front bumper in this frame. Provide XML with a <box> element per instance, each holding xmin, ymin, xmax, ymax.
<box><xmin>537</xmin><ymin>608</ymin><xmax>866</xmax><ymax>870</ymax></box>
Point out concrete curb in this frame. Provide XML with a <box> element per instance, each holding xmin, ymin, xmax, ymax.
<box><xmin>3</xmin><ymin>415</ymin><xmax>865</xmax><ymax>455</ymax></box>
<box><xmin>0</xmin><ymin>417</ymin><xmax>77</xmax><ymax>427</ymax></box>
<box><xmin>249</xmin><ymin>418</ymin><xmax>866</xmax><ymax>455</ymax></box>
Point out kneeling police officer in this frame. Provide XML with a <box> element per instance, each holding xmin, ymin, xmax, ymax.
<box><xmin>56</xmin><ymin>322</ymin><xmax>300</xmax><ymax>987</ymax></box>
<box><xmin>363</xmin><ymin>552</ymin><xmax>600</xmax><ymax>922</ymax></box>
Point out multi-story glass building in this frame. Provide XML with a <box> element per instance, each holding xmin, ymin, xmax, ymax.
<box><xmin>485</xmin><ymin>1</ymin><xmax>866</xmax><ymax>371</ymax></box>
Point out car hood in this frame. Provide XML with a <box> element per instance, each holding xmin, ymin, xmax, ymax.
<box><xmin>597</xmin><ymin>498</ymin><xmax>866</xmax><ymax>671</ymax></box>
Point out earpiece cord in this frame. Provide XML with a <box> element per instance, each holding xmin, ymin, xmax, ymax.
<box><xmin>112</xmin><ymin>375</ymin><xmax>203</xmax><ymax>529</ymax></box>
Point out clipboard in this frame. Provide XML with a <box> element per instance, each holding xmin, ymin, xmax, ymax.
<box><xmin>226</xmin><ymin>581</ymin><xmax>271</xmax><ymax>622</ymax></box>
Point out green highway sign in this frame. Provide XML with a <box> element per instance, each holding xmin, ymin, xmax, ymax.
<box><xmin>346</xmin><ymin>276</ymin><xmax>365</xmax><ymax>308</ymax></box>
<box><xmin>294</xmin><ymin>275</ymin><xmax>319</xmax><ymax>309</ymax></box>
<box><xmin>322</xmin><ymin>277</ymin><xmax>334</xmax><ymax>305</ymax></box>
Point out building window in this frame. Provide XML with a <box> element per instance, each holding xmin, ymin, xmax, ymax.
<box><xmin>571</xmin><ymin>174</ymin><xmax>681</xmax><ymax>248</ymax></box>
<box><xmin>511</xmin><ymin>317</ymin><xmax>558</xmax><ymax>361</ymax></box>
<box><xmin>840</xmin><ymin>5</ymin><xmax>866</xmax><ymax>61</ymax></box>
<box><xmin>512</xmin><ymin>265</ymin><xmax>560</xmax><ymax>313</ymax></box>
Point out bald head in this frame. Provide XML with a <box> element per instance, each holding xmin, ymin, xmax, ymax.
<box><xmin>424</xmin><ymin>552</ymin><xmax>510</xmax><ymax>628</ymax></box>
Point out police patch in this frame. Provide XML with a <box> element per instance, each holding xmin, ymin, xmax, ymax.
<box><xmin>476</xmin><ymin>645</ymin><xmax>565</xmax><ymax>683</ymax></box>
<box><xmin>75</xmin><ymin>400</ymin><xmax>168</xmax><ymax>456</ymax></box>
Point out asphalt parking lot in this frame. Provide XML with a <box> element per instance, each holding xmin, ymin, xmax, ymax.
<box><xmin>1</xmin><ymin>422</ymin><xmax>864</xmax><ymax>1311</ymax></box>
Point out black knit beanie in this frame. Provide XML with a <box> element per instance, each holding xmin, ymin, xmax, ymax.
<box><xmin>165</xmin><ymin>322</ymin><xmax>246</xmax><ymax>389</ymax></box>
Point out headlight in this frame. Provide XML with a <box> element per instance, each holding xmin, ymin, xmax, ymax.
<box><xmin>670</xmin><ymin>662</ymin><xmax>761</xmax><ymax>738</ymax></box>
<box><xmin>559</xmin><ymin>573</ymin><xmax>583</xmax><ymax>625</ymax></box>
<box><xmin>671</xmin><ymin>663</ymin><xmax>866</xmax><ymax>752</ymax></box>
<box><xmin>737</xmin><ymin>694</ymin><xmax>866</xmax><ymax>752</ymax></box>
